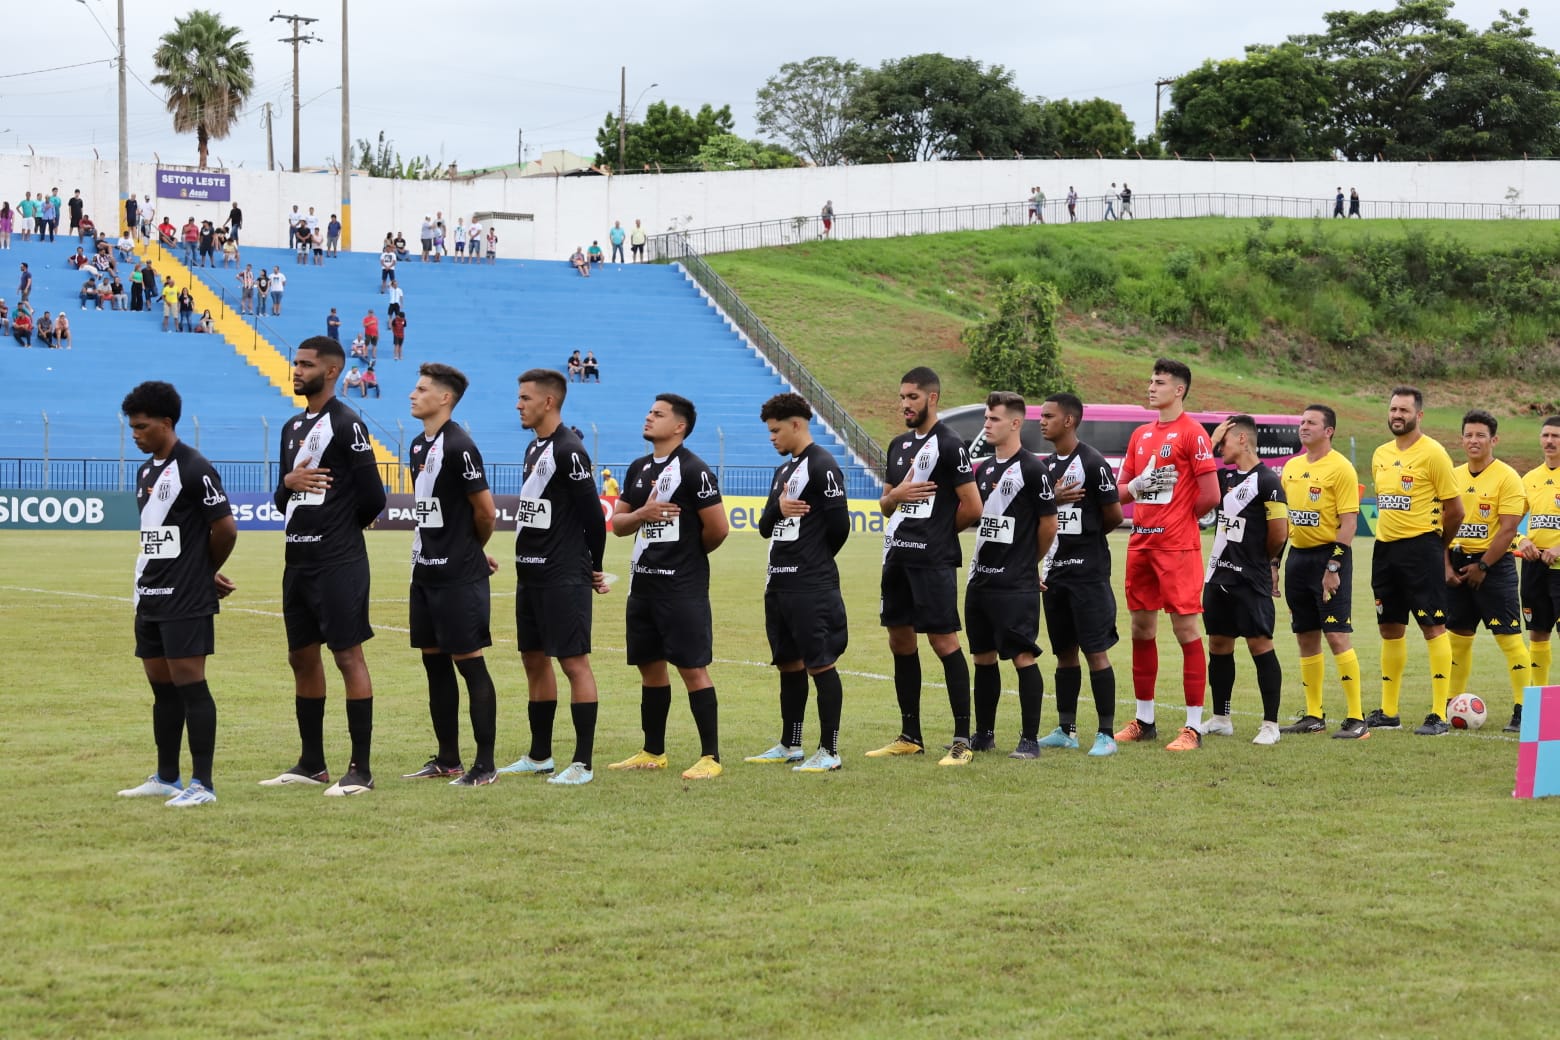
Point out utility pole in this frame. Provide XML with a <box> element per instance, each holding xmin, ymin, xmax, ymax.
<box><xmin>618</xmin><ymin>66</ymin><xmax>626</xmax><ymax>173</ymax></box>
<box><xmin>517</xmin><ymin>128</ymin><xmax>523</xmax><ymax>169</ymax></box>
<box><xmin>271</xmin><ymin>11</ymin><xmax>320</xmax><ymax>173</ymax></box>
<box><xmin>1154</xmin><ymin>77</ymin><xmax>1177</xmax><ymax>133</ymax></box>
<box><xmin>339</xmin><ymin>0</ymin><xmax>351</xmax><ymax>250</ymax></box>
<box><xmin>263</xmin><ymin>102</ymin><xmax>276</xmax><ymax>172</ymax></box>
<box><xmin>115</xmin><ymin>0</ymin><xmax>127</xmax><ymax>215</ymax></box>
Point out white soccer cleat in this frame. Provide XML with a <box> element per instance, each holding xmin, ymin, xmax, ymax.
<box><xmin>165</xmin><ymin>780</ymin><xmax>217</xmax><ymax>807</ymax></box>
<box><xmin>119</xmin><ymin>774</ymin><xmax>182</xmax><ymax>798</ymax></box>
<box><xmin>546</xmin><ymin>762</ymin><xmax>594</xmax><ymax>786</ymax></box>
<box><xmin>1252</xmin><ymin>721</ymin><xmax>1281</xmax><ymax>746</ymax></box>
<box><xmin>1204</xmin><ymin>715</ymin><xmax>1236</xmax><ymax>737</ymax></box>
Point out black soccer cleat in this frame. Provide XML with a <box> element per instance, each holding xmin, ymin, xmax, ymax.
<box><xmin>969</xmin><ymin>731</ymin><xmax>998</xmax><ymax>752</ymax></box>
<box><xmin>451</xmin><ymin>764</ymin><xmax>497</xmax><ymax>787</ymax></box>
<box><xmin>1331</xmin><ymin>718</ymin><xmax>1371</xmax><ymax>740</ymax></box>
<box><xmin>402</xmin><ymin>758</ymin><xmax>464</xmax><ymax>780</ymax></box>
<box><xmin>1504</xmin><ymin>705</ymin><xmax>1522</xmax><ymax>734</ymax></box>
<box><xmin>1280</xmin><ymin>714</ymin><xmax>1327</xmax><ymax>735</ymax></box>
<box><xmin>1364</xmin><ymin>709</ymin><xmax>1402</xmax><ymax>730</ymax></box>
<box><xmin>1413</xmin><ymin>714</ymin><xmax>1451</xmax><ymax>736</ymax></box>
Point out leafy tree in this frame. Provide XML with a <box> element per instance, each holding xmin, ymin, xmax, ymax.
<box><xmin>1161</xmin><ymin>43</ymin><xmax>1337</xmax><ymax>158</ymax></box>
<box><xmin>755</xmin><ymin>57</ymin><xmax>862</xmax><ymax>166</ymax></box>
<box><xmin>595</xmin><ymin>101</ymin><xmax>736</xmax><ymax>169</ymax></box>
<box><xmin>1044</xmin><ymin>97</ymin><xmax>1135</xmax><ymax>156</ymax></box>
<box><xmin>355</xmin><ymin>131</ymin><xmax>438</xmax><ymax>179</ymax></box>
<box><xmin>149</xmin><ymin>9</ymin><xmax>254</xmax><ymax>170</ymax></box>
<box><xmin>842</xmin><ymin>54</ymin><xmax>1040</xmax><ymax>162</ymax></box>
<box><xmin>691</xmin><ymin>134</ymin><xmax>802</xmax><ymax>170</ymax></box>
<box><xmin>962</xmin><ymin>280</ymin><xmax>1075</xmax><ymax>399</ymax></box>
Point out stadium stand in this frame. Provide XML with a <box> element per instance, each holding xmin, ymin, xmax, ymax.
<box><xmin>0</xmin><ymin>236</ymin><xmax>877</xmax><ymax>496</ymax></box>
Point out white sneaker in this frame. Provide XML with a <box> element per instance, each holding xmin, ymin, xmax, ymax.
<box><xmin>743</xmin><ymin>743</ymin><xmax>804</xmax><ymax>764</ymax></box>
<box><xmin>496</xmin><ymin>754</ymin><xmax>554</xmax><ymax>775</ymax></box>
<box><xmin>546</xmin><ymin>762</ymin><xmax>594</xmax><ymax>786</ymax></box>
<box><xmin>1252</xmin><ymin>721</ymin><xmax>1281</xmax><ymax>746</ymax></box>
<box><xmin>119</xmin><ymin>774</ymin><xmax>182</xmax><ymax>798</ymax></box>
<box><xmin>793</xmin><ymin>749</ymin><xmax>842</xmax><ymax>773</ymax></box>
<box><xmin>1205</xmin><ymin>715</ymin><xmax>1236</xmax><ymax>737</ymax></box>
<box><xmin>166</xmin><ymin>780</ymin><xmax>217</xmax><ymax>807</ymax></box>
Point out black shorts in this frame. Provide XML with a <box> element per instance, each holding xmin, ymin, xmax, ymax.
<box><xmin>1522</xmin><ymin>559</ymin><xmax>1560</xmax><ymax>634</ymax></box>
<box><xmin>411</xmin><ymin>579</ymin><xmax>492</xmax><ymax>655</ymax></box>
<box><xmin>135</xmin><ymin>613</ymin><xmax>215</xmax><ymax>659</ymax></box>
<box><xmin>965</xmin><ymin>586</ymin><xmax>1041</xmax><ymax>659</ymax></box>
<box><xmin>1371</xmin><ymin>534</ymin><xmax>1448</xmax><ymax>627</ymax></box>
<box><xmin>626</xmin><ymin>594</ymin><xmax>712</xmax><ymax>668</ymax></box>
<box><xmin>1285</xmin><ymin>545</ymin><xmax>1353</xmax><ymax>633</ymax></box>
<box><xmin>879</xmin><ymin>564</ymin><xmax>960</xmax><ymax>633</ymax></box>
<box><xmin>765</xmin><ymin>587</ymin><xmax>848</xmax><ymax>668</ymax></box>
<box><xmin>631</xmin><ymin>242</ymin><xmax>645</xmax><ymax>256</ymax></box>
<box><xmin>1042</xmin><ymin>581</ymin><xmax>1119</xmax><ymax>655</ymax></box>
<box><xmin>1203</xmin><ymin>582</ymin><xmax>1276</xmax><ymax>639</ymax></box>
<box><xmin>515</xmin><ymin>582</ymin><xmax>593</xmax><ymax>659</ymax></box>
<box><xmin>283</xmin><ymin>558</ymin><xmax>374</xmax><ymax>652</ymax></box>
<box><xmin>1446</xmin><ymin>551</ymin><xmax>1521</xmax><ymax>635</ymax></box>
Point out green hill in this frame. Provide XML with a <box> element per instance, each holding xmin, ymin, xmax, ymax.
<box><xmin>707</xmin><ymin>218</ymin><xmax>1560</xmax><ymax>476</ymax></box>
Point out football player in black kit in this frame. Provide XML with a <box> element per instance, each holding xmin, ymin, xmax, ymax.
<box><xmin>966</xmin><ymin>392</ymin><xmax>1057</xmax><ymax>758</ymax></box>
<box><xmin>608</xmin><ymin>394</ymin><xmax>730</xmax><ymax>780</ymax></box>
<box><xmin>401</xmin><ymin>363</ymin><xmax>503</xmax><ymax>787</ymax></box>
<box><xmin>744</xmin><ymin>392</ymin><xmax>851</xmax><ymax>773</ymax></box>
<box><xmin>117</xmin><ymin>381</ymin><xmax>236</xmax><ymax>807</ymax></box>
<box><xmin>260</xmin><ymin>336</ymin><xmax>387</xmax><ymax>797</ymax></box>
<box><xmin>1036</xmin><ymin>392</ymin><xmax>1123</xmax><ymax>757</ymax></box>
<box><xmin>867</xmin><ymin>366</ymin><xmax>983</xmax><ymax>765</ymax></box>
<box><xmin>498</xmin><ymin>368</ymin><xmax>610</xmax><ymax>786</ymax></box>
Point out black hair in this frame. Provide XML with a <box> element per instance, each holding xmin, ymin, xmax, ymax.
<box><xmin>298</xmin><ymin>334</ymin><xmax>344</xmax><ymax>366</ymax></box>
<box><xmin>1043</xmin><ymin>392</ymin><xmax>1083</xmax><ymax>425</ymax></box>
<box><xmin>1462</xmin><ymin>409</ymin><xmax>1497</xmax><ymax>436</ymax></box>
<box><xmin>1390</xmin><ymin>385</ymin><xmax>1424</xmax><ymax>411</ymax></box>
<box><xmin>519</xmin><ymin>368</ymin><xmax>568</xmax><ymax>406</ymax></box>
<box><xmin>1153</xmin><ymin>357</ymin><xmax>1192</xmax><ymax>395</ymax></box>
<box><xmin>121</xmin><ymin>380</ymin><xmax>182</xmax><ymax>425</ymax></box>
<box><xmin>420</xmin><ymin>362</ymin><xmax>470</xmax><ymax>404</ymax></box>
<box><xmin>657</xmin><ymin>393</ymin><xmax>697</xmax><ymax>436</ymax></box>
<box><xmin>1304</xmin><ymin>403</ymin><xmax>1337</xmax><ymax>431</ymax></box>
<box><xmin>900</xmin><ymin>366</ymin><xmax>941</xmax><ymax>393</ymax></box>
<box><xmin>985</xmin><ymin>390</ymin><xmax>1026</xmax><ymax>417</ymax></box>
<box><xmin>760</xmin><ymin>392</ymin><xmax>813</xmax><ymax>422</ymax></box>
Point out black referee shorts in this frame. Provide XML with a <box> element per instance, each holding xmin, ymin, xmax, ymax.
<box><xmin>1042</xmin><ymin>581</ymin><xmax>1119</xmax><ymax>655</ymax></box>
<box><xmin>411</xmin><ymin>578</ymin><xmax>493</xmax><ymax>655</ymax></box>
<box><xmin>965</xmin><ymin>585</ymin><xmax>1041</xmax><ymax>660</ymax></box>
<box><xmin>1285</xmin><ymin>545</ymin><xmax>1353</xmax><ymax>634</ymax></box>
<box><xmin>515</xmin><ymin>582</ymin><xmax>592</xmax><ymax>659</ymax></box>
<box><xmin>626</xmin><ymin>594</ymin><xmax>713</xmax><ymax>669</ymax></box>
<box><xmin>1371</xmin><ymin>534</ymin><xmax>1448</xmax><ymax>627</ymax></box>
<box><xmin>879</xmin><ymin>563</ymin><xmax>960</xmax><ymax>633</ymax></box>
<box><xmin>1203</xmin><ymin>582</ymin><xmax>1276</xmax><ymax>639</ymax></box>
<box><xmin>135</xmin><ymin>613</ymin><xmax>215</xmax><ymax>660</ymax></box>
<box><xmin>765</xmin><ymin>587</ymin><xmax>848</xmax><ymax>669</ymax></box>
<box><xmin>283</xmin><ymin>557</ymin><xmax>374</xmax><ymax>652</ymax></box>
<box><xmin>1522</xmin><ymin>558</ymin><xmax>1560</xmax><ymax>634</ymax></box>
<box><xmin>1446</xmin><ymin>551</ymin><xmax>1521</xmax><ymax>635</ymax></box>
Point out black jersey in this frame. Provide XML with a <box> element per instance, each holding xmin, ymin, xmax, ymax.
<box><xmin>1041</xmin><ymin>441</ymin><xmax>1120</xmax><ymax>586</ymax></box>
<box><xmin>1206</xmin><ymin>464</ymin><xmax>1286</xmax><ymax>592</ymax></box>
<box><xmin>968</xmin><ymin>450</ymin><xmax>1056</xmax><ymax>591</ymax></box>
<box><xmin>514</xmin><ymin>424</ymin><xmax>606</xmax><ymax>587</ymax></box>
<box><xmin>620</xmin><ymin>445</ymin><xmax>722</xmax><ymax>598</ymax></box>
<box><xmin>883</xmin><ymin>420</ymin><xmax>976</xmax><ymax>568</ymax></box>
<box><xmin>760</xmin><ymin>442</ymin><xmax>849</xmax><ymax>591</ymax></box>
<box><xmin>134</xmin><ymin>440</ymin><xmax>232</xmax><ymax>620</ymax></box>
<box><xmin>274</xmin><ymin>397</ymin><xmax>383</xmax><ymax>570</ymax></box>
<box><xmin>408</xmin><ymin>421</ymin><xmax>491</xmax><ymax>586</ymax></box>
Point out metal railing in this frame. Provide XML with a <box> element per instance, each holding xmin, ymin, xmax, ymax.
<box><xmin>649</xmin><ymin>193</ymin><xmax>1560</xmax><ymax>258</ymax></box>
<box><xmin>654</xmin><ymin>237</ymin><xmax>886</xmax><ymax>475</ymax></box>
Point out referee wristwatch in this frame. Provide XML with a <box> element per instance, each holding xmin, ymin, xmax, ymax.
<box><xmin>1325</xmin><ymin>561</ymin><xmax>1341</xmax><ymax>574</ymax></box>
<box><xmin>1475</xmin><ymin>559</ymin><xmax>1490</xmax><ymax>572</ymax></box>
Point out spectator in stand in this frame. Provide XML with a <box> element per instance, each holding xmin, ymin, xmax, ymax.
<box><xmin>159</xmin><ymin>279</ymin><xmax>176</xmax><ymax>330</ymax></box>
<box><xmin>53</xmin><ymin>312</ymin><xmax>71</xmax><ymax>349</ymax></box>
<box><xmin>117</xmin><ymin>228</ymin><xmax>136</xmax><ymax>261</ymax></box>
<box><xmin>142</xmin><ymin>265</ymin><xmax>159</xmax><ymax>309</ymax></box>
<box><xmin>0</xmin><ymin>297</ymin><xmax>9</xmax><ymax>334</ymax></box>
<box><xmin>436</xmin><ymin>211</ymin><xmax>448</xmax><ymax>259</ymax></box>
<box><xmin>237</xmin><ymin>264</ymin><xmax>255</xmax><ymax>315</ymax></box>
<box><xmin>467</xmin><ymin>218</ymin><xmax>483</xmax><ymax>263</ymax></box>
<box><xmin>37</xmin><ymin>311</ymin><xmax>56</xmax><ymax>347</ymax></box>
<box><xmin>310</xmin><ymin>222</ymin><xmax>324</xmax><ymax>266</ymax></box>
<box><xmin>68</xmin><ymin>190</ymin><xmax>84</xmax><ymax>236</ymax></box>
<box><xmin>327</xmin><ymin>307</ymin><xmax>342</xmax><ymax>342</ymax></box>
<box><xmin>158</xmin><ymin>216</ymin><xmax>176</xmax><ymax>248</ymax></box>
<box><xmin>343</xmin><ymin>364</ymin><xmax>364</xmax><ymax>395</ymax></box>
<box><xmin>69</xmin><ymin>247</ymin><xmax>90</xmax><ymax>271</ymax></box>
<box><xmin>390</xmin><ymin>310</ymin><xmax>407</xmax><ymax>361</ymax></box>
<box><xmin>124</xmin><ymin>195</ymin><xmax>138</xmax><ymax>240</ymax></box>
<box><xmin>79</xmin><ymin>213</ymin><xmax>98</xmax><ymax>245</ymax></box>
<box><xmin>93</xmin><ymin>242</ymin><xmax>116</xmax><ymax>275</ymax></box>
<box><xmin>570</xmin><ymin>246</ymin><xmax>590</xmax><ymax>277</ymax></box>
<box><xmin>485</xmin><ymin>226</ymin><xmax>498</xmax><ymax>263</ymax></box>
<box><xmin>363</xmin><ymin>309</ymin><xmax>380</xmax><ymax>354</ymax></box>
<box><xmin>567</xmin><ymin>350</ymin><xmax>584</xmax><ymax>381</ymax></box>
<box><xmin>177</xmin><ymin>287</ymin><xmax>196</xmax><ymax>332</ymax></box>
<box><xmin>197</xmin><ymin>309</ymin><xmax>215</xmax><ymax>334</ymax></box>
<box><xmin>609</xmin><ymin>220</ymin><xmax>626</xmax><ymax>263</ymax></box>
<box><xmin>222</xmin><ymin>234</ymin><xmax>239</xmax><ymax>267</ymax></box>
<box><xmin>80</xmin><ymin>273</ymin><xmax>99</xmax><ymax>310</ymax></box>
<box><xmin>269</xmin><ymin>266</ymin><xmax>286</xmax><ymax>315</ymax></box>
<box><xmin>198</xmin><ymin>220</ymin><xmax>217</xmax><ymax>267</ymax></box>
<box><xmin>0</xmin><ymin>202</ymin><xmax>11</xmax><ymax>248</ymax></box>
<box><xmin>227</xmin><ymin>201</ymin><xmax>242</xmax><ymax>242</ymax></box>
<box><xmin>360</xmin><ymin>363</ymin><xmax>380</xmax><ymax>398</ymax></box>
<box><xmin>583</xmin><ymin>351</ymin><xmax>600</xmax><ymax>382</ymax></box>
<box><xmin>139</xmin><ymin>195</ymin><xmax>155</xmax><ymax>240</ymax></box>
<box><xmin>111</xmin><ymin>273</ymin><xmax>127</xmax><ymax>310</ymax></box>
<box><xmin>419</xmin><ymin>216</ymin><xmax>435</xmax><ymax>261</ymax></box>
<box><xmin>453</xmin><ymin>218</ymin><xmax>467</xmax><ymax>262</ymax></box>
<box><xmin>393</xmin><ymin>231</ymin><xmax>409</xmax><ymax>261</ymax></box>
<box><xmin>285</xmin><ymin>204</ymin><xmax>302</xmax><ymax>248</ymax></box>
<box><xmin>350</xmin><ymin>333</ymin><xmax>369</xmax><ymax>360</ymax></box>
<box><xmin>39</xmin><ymin>197</ymin><xmax>58</xmax><ymax>243</ymax></box>
<box><xmin>48</xmin><ymin>189</ymin><xmax>62</xmax><ymax>238</ymax></box>
<box><xmin>630</xmin><ymin>219</ymin><xmax>647</xmax><ymax>261</ymax></box>
<box><xmin>295</xmin><ymin>223</ymin><xmax>312</xmax><ymax>264</ymax></box>
<box><xmin>387</xmin><ymin>280</ymin><xmax>403</xmax><ymax>318</ymax></box>
<box><xmin>379</xmin><ymin>242</ymin><xmax>396</xmax><ymax>293</ymax></box>
<box><xmin>13</xmin><ymin>308</ymin><xmax>33</xmax><ymax>346</ymax></box>
<box><xmin>255</xmin><ymin>267</ymin><xmax>269</xmax><ymax>313</ymax></box>
<box><xmin>326</xmin><ymin>214</ymin><xmax>341</xmax><ymax>257</ymax></box>
<box><xmin>588</xmin><ymin>241</ymin><xmax>604</xmax><ymax>268</ymax></box>
<box><xmin>180</xmin><ymin>218</ymin><xmax>199</xmax><ymax>265</ymax></box>
<box><xmin>96</xmin><ymin>276</ymin><xmax>114</xmax><ymax>310</ymax></box>
<box><xmin>19</xmin><ymin>262</ymin><xmax>33</xmax><ymax>303</ymax></box>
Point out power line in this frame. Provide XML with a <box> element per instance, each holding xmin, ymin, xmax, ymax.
<box><xmin>0</xmin><ymin>58</ymin><xmax>113</xmax><ymax>80</ymax></box>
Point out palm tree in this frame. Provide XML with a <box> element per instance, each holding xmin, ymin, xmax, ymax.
<box><xmin>150</xmin><ymin>10</ymin><xmax>254</xmax><ymax>170</ymax></box>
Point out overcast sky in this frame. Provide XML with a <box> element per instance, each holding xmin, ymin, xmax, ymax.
<box><xmin>3</xmin><ymin>0</ymin><xmax>1554</xmax><ymax>171</ymax></box>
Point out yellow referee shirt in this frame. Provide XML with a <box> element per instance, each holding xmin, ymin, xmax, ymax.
<box><xmin>1522</xmin><ymin>463</ymin><xmax>1560</xmax><ymax>552</ymax></box>
<box><xmin>1450</xmin><ymin>459</ymin><xmax>1525</xmax><ymax>555</ymax></box>
<box><xmin>1281</xmin><ymin>449</ymin><xmax>1359</xmax><ymax>549</ymax></box>
<box><xmin>1372</xmin><ymin>435</ymin><xmax>1457</xmax><ymax>543</ymax></box>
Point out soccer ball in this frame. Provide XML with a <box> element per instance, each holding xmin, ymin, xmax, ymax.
<box><xmin>1447</xmin><ymin>694</ymin><xmax>1488</xmax><ymax>730</ymax></box>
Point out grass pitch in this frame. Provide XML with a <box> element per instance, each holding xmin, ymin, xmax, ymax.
<box><xmin>2</xmin><ymin>528</ymin><xmax>1556</xmax><ymax>1039</ymax></box>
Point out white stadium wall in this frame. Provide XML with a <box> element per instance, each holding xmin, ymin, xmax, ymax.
<box><xmin>3</xmin><ymin>153</ymin><xmax>1557</xmax><ymax>260</ymax></box>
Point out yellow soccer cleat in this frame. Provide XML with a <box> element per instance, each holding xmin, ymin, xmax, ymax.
<box><xmin>681</xmin><ymin>755</ymin><xmax>723</xmax><ymax>780</ymax></box>
<box><xmin>606</xmin><ymin>750</ymin><xmax>668</xmax><ymax>771</ymax></box>
<box><xmin>863</xmin><ymin>737</ymin><xmax>926</xmax><ymax>758</ymax></box>
<box><xmin>937</xmin><ymin>740</ymin><xmax>974</xmax><ymax>766</ymax></box>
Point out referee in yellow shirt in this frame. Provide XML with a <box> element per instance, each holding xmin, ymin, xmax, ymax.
<box><xmin>1445</xmin><ymin>410</ymin><xmax>1529</xmax><ymax>734</ymax></box>
<box><xmin>1516</xmin><ymin>416</ymin><xmax>1560</xmax><ymax>732</ymax></box>
<box><xmin>1279</xmin><ymin>404</ymin><xmax>1369</xmax><ymax>738</ymax></box>
<box><xmin>1368</xmin><ymin>387</ymin><xmax>1463</xmax><ymax>734</ymax></box>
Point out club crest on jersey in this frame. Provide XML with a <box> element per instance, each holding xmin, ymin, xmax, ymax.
<box><xmin>292</xmin><ymin>420</ymin><xmax>303</xmax><ymax>430</ymax></box>
<box><xmin>1401</xmin><ymin>475</ymin><xmax>1414</xmax><ymax>493</ymax></box>
<box><xmin>1554</xmin><ymin>492</ymin><xmax>1560</xmax><ymax>509</ymax></box>
<box><xmin>1478</xmin><ymin>502</ymin><xmax>1492</xmax><ymax>520</ymax></box>
<box><xmin>308</xmin><ymin>432</ymin><xmax>321</xmax><ymax>452</ymax></box>
<box><xmin>1159</xmin><ymin>444</ymin><xmax>1173</xmax><ymax>459</ymax></box>
<box><xmin>658</xmin><ymin>473</ymin><xmax>674</xmax><ymax>495</ymax></box>
<box><xmin>157</xmin><ymin>482</ymin><xmax>172</xmax><ymax>501</ymax></box>
<box><xmin>412</xmin><ymin>443</ymin><xmax>423</xmax><ymax>454</ymax></box>
<box><xmin>1309</xmin><ymin>486</ymin><xmax>1322</xmax><ymax>502</ymax></box>
<box><xmin>697</xmin><ymin>472</ymin><xmax>719</xmax><ymax>498</ymax></box>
